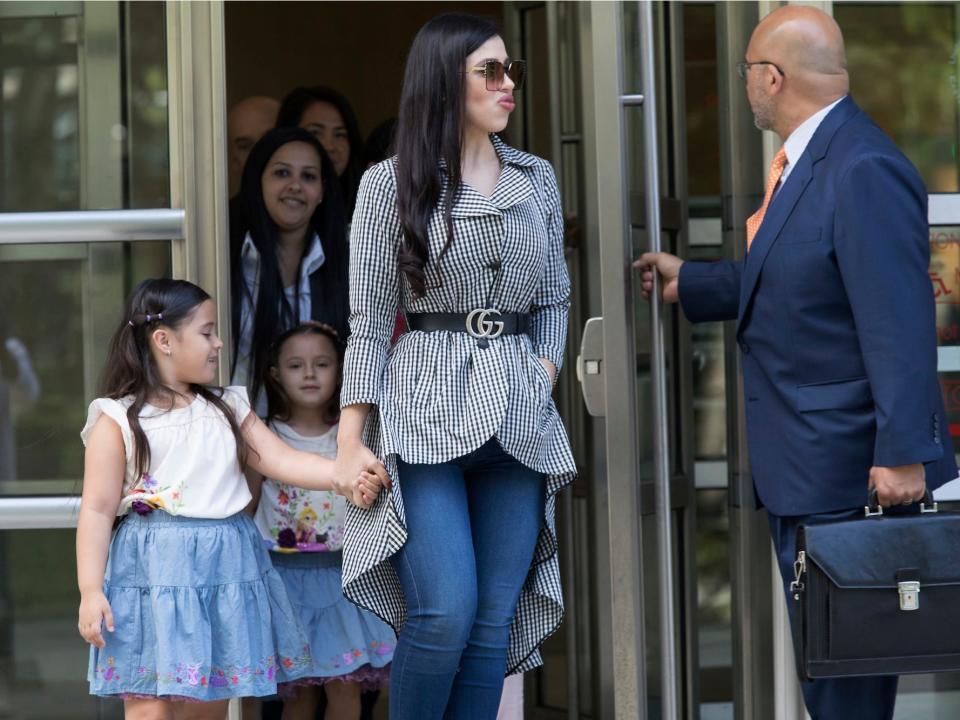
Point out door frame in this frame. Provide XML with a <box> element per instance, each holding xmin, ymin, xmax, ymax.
<box><xmin>577</xmin><ymin>1</ymin><xmax>697</xmax><ymax>717</ymax></box>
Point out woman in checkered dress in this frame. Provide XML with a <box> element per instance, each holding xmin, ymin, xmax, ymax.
<box><xmin>335</xmin><ymin>13</ymin><xmax>576</xmax><ymax>718</ymax></box>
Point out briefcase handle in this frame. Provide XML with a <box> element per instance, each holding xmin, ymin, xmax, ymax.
<box><xmin>865</xmin><ymin>488</ymin><xmax>938</xmax><ymax>517</ymax></box>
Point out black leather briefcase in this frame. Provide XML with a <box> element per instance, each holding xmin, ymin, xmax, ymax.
<box><xmin>791</xmin><ymin>492</ymin><xmax>960</xmax><ymax>680</ymax></box>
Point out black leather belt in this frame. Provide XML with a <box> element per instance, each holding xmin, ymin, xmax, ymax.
<box><xmin>407</xmin><ymin>311</ymin><xmax>531</xmax><ymax>339</ymax></box>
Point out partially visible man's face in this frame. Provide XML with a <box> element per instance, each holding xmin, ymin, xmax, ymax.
<box><xmin>228</xmin><ymin>97</ymin><xmax>280</xmax><ymax>196</ymax></box>
<box><xmin>748</xmin><ymin>75</ymin><xmax>775</xmax><ymax>131</ymax></box>
<box><xmin>743</xmin><ymin>38</ymin><xmax>776</xmax><ymax>132</ymax></box>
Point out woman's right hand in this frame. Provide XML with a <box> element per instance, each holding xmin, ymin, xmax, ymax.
<box><xmin>335</xmin><ymin>441</ymin><xmax>390</xmax><ymax>508</ymax></box>
<box><xmin>78</xmin><ymin>590</ymin><xmax>114</xmax><ymax>648</ymax></box>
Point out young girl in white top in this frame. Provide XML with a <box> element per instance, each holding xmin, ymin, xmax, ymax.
<box><xmin>75</xmin><ymin>279</ymin><xmax>386</xmax><ymax>719</ymax></box>
<box><xmin>250</xmin><ymin>323</ymin><xmax>394</xmax><ymax>720</ymax></box>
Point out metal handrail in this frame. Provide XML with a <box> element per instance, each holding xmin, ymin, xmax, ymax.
<box><xmin>0</xmin><ymin>208</ymin><xmax>184</xmax><ymax>244</ymax></box>
<box><xmin>637</xmin><ymin>2</ymin><xmax>680</xmax><ymax>718</ymax></box>
<box><xmin>0</xmin><ymin>496</ymin><xmax>81</xmax><ymax>529</ymax></box>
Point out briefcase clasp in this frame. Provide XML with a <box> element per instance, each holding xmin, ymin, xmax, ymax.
<box><xmin>790</xmin><ymin>551</ymin><xmax>806</xmax><ymax>600</ymax></box>
<box><xmin>898</xmin><ymin>581</ymin><xmax>920</xmax><ymax>611</ymax></box>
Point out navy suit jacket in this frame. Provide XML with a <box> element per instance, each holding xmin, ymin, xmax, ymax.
<box><xmin>679</xmin><ymin>97</ymin><xmax>957</xmax><ymax>516</ymax></box>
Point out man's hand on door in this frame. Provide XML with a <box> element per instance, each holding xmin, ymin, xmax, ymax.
<box><xmin>634</xmin><ymin>252</ymin><xmax>683</xmax><ymax>303</ymax></box>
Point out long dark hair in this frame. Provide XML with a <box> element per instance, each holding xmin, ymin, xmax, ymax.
<box><xmin>264</xmin><ymin>322</ymin><xmax>343</xmax><ymax>427</ymax></box>
<box><xmin>276</xmin><ymin>86</ymin><xmax>365</xmax><ymax>215</ymax></box>
<box><xmin>100</xmin><ymin>279</ymin><xmax>249</xmax><ymax>479</ymax></box>
<box><xmin>394</xmin><ymin>13</ymin><xmax>502</xmax><ymax>299</ymax></box>
<box><xmin>229</xmin><ymin>126</ymin><xmax>349</xmax><ymax>406</ymax></box>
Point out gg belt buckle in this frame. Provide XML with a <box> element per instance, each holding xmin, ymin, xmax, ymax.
<box><xmin>466</xmin><ymin>309</ymin><xmax>504</xmax><ymax>339</ymax></box>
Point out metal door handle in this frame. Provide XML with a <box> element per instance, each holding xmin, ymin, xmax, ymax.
<box><xmin>576</xmin><ymin>317</ymin><xmax>605</xmax><ymax>417</ymax></box>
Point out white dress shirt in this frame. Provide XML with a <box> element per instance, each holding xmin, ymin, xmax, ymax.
<box><xmin>780</xmin><ymin>95</ymin><xmax>846</xmax><ymax>185</ymax></box>
<box><xmin>232</xmin><ymin>232</ymin><xmax>326</xmax><ymax>414</ymax></box>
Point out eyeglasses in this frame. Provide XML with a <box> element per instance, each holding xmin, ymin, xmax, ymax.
<box><xmin>466</xmin><ymin>59</ymin><xmax>527</xmax><ymax>92</ymax></box>
<box><xmin>736</xmin><ymin>60</ymin><xmax>786</xmax><ymax>79</ymax></box>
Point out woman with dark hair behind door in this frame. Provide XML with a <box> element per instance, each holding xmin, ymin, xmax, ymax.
<box><xmin>335</xmin><ymin>12</ymin><xmax>576</xmax><ymax>719</ymax></box>
<box><xmin>229</xmin><ymin>126</ymin><xmax>350</xmax><ymax>417</ymax></box>
<box><xmin>277</xmin><ymin>86</ymin><xmax>365</xmax><ymax>216</ymax></box>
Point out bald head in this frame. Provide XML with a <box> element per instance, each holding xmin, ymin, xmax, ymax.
<box><xmin>745</xmin><ymin>6</ymin><xmax>849</xmax><ymax>138</ymax></box>
<box><xmin>227</xmin><ymin>96</ymin><xmax>280</xmax><ymax>196</ymax></box>
<box><xmin>754</xmin><ymin>6</ymin><xmax>847</xmax><ymax>79</ymax></box>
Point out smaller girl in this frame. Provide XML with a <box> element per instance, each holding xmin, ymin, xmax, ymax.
<box><xmin>76</xmin><ymin>279</ymin><xmax>386</xmax><ymax>719</ymax></box>
<box><xmin>250</xmin><ymin>323</ymin><xmax>394</xmax><ymax>720</ymax></box>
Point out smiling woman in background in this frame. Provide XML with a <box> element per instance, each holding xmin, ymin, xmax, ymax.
<box><xmin>229</xmin><ymin>126</ymin><xmax>350</xmax><ymax>416</ymax></box>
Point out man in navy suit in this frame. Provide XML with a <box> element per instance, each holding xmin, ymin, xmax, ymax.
<box><xmin>638</xmin><ymin>6</ymin><xmax>957</xmax><ymax>718</ymax></box>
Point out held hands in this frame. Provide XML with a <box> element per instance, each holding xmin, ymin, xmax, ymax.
<box><xmin>633</xmin><ymin>252</ymin><xmax>684</xmax><ymax>303</ymax></box>
<box><xmin>78</xmin><ymin>591</ymin><xmax>114</xmax><ymax>648</ymax></box>
<box><xmin>334</xmin><ymin>441</ymin><xmax>391</xmax><ymax>509</ymax></box>
<box><xmin>869</xmin><ymin>463</ymin><xmax>926</xmax><ymax>508</ymax></box>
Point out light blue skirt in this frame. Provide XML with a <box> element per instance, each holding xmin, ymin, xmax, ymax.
<box><xmin>88</xmin><ymin>511</ymin><xmax>311</xmax><ymax>701</ymax></box>
<box><xmin>271</xmin><ymin>551</ymin><xmax>394</xmax><ymax>687</ymax></box>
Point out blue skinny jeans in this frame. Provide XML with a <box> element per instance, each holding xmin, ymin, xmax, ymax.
<box><xmin>388</xmin><ymin>438</ymin><xmax>545</xmax><ymax>720</ymax></box>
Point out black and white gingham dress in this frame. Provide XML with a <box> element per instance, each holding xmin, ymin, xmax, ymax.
<box><xmin>340</xmin><ymin>135</ymin><xmax>576</xmax><ymax>674</ymax></box>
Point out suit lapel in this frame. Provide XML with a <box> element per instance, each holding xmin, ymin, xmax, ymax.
<box><xmin>736</xmin><ymin>156</ymin><xmax>812</xmax><ymax>326</ymax></box>
<box><xmin>736</xmin><ymin>97</ymin><xmax>861</xmax><ymax>334</ymax></box>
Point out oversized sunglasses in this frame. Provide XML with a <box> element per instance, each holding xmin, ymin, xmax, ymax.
<box><xmin>466</xmin><ymin>59</ymin><xmax>527</xmax><ymax>92</ymax></box>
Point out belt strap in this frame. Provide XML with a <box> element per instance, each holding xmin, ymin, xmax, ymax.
<box><xmin>407</xmin><ymin>311</ymin><xmax>531</xmax><ymax>337</ymax></box>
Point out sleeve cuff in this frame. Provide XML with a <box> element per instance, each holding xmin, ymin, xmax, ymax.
<box><xmin>339</xmin><ymin>393</ymin><xmax>380</xmax><ymax>409</ymax></box>
<box><xmin>873</xmin><ymin>437</ymin><xmax>943</xmax><ymax>468</ymax></box>
<box><xmin>341</xmin><ymin>335</ymin><xmax>386</xmax><ymax>408</ymax></box>
<box><xmin>534</xmin><ymin>343</ymin><xmax>565</xmax><ymax>372</ymax></box>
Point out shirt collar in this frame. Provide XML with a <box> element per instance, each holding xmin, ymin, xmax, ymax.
<box><xmin>435</xmin><ymin>135</ymin><xmax>538</xmax><ymax>217</ymax></box>
<box><xmin>300</xmin><ymin>233</ymin><xmax>325</xmax><ymax>276</ymax></box>
<box><xmin>783</xmin><ymin>95</ymin><xmax>846</xmax><ymax>170</ymax></box>
<box><xmin>241</xmin><ymin>232</ymin><xmax>326</xmax><ymax>278</ymax></box>
<box><xmin>490</xmin><ymin>134</ymin><xmax>538</xmax><ymax>168</ymax></box>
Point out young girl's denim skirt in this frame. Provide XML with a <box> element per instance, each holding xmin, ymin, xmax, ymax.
<box><xmin>271</xmin><ymin>550</ymin><xmax>394</xmax><ymax>691</ymax></box>
<box><xmin>88</xmin><ymin>511</ymin><xmax>311</xmax><ymax>701</ymax></box>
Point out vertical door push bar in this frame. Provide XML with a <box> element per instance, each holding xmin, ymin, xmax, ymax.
<box><xmin>576</xmin><ymin>2</ymin><xmax>679</xmax><ymax>717</ymax></box>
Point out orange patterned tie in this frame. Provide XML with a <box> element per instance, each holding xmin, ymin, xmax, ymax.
<box><xmin>746</xmin><ymin>147</ymin><xmax>788</xmax><ymax>249</ymax></box>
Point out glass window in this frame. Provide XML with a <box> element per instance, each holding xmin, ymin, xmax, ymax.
<box><xmin>837</xmin><ymin>3</ymin><xmax>959</xmax><ymax>192</ymax></box>
<box><xmin>0</xmin><ymin>528</ymin><xmax>123</xmax><ymax>717</ymax></box>
<box><xmin>684</xmin><ymin>2</ymin><xmax>721</xmax><ymax>204</ymax></box>
<box><xmin>0</xmin><ymin>241</ymin><xmax>171</xmax><ymax>494</ymax></box>
<box><xmin>689</xmin><ymin>245</ymin><xmax>727</xmax><ymax>465</ymax></box>
<box><xmin>831</xmin><ymin>7</ymin><xmax>960</xmax><ymax>712</ymax></box>
<box><xmin>696</xmin><ymin>489</ymin><xmax>732</xmax><ymax>713</ymax></box>
<box><xmin>682</xmin><ymin>5</ymin><xmax>733</xmax><ymax>715</ymax></box>
<box><xmin>0</xmin><ymin>1</ymin><xmax>169</xmax><ymax>212</ymax></box>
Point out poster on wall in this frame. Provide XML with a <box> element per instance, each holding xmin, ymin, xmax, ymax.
<box><xmin>930</xmin><ymin>226</ymin><xmax>960</xmax><ymax>500</ymax></box>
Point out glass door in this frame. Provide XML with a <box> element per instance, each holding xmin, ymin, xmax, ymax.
<box><xmin>502</xmin><ymin>2</ymin><xmax>594</xmax><ymax>717</ymax></box>
<box><xmin>0</xmin><ymin>1</ymin><xmax>226</xmax><ymax>716</ymax></box>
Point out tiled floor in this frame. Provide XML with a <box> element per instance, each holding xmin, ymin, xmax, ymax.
<box><xmin>701</xmin><ymin>691</ymin><xmax>960</xmax><ymax>720</ymax></box>
<box><xmin>894</xmin><ymin>690</ymin><xmax>960</xmax><ymax>719</ymax></box>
